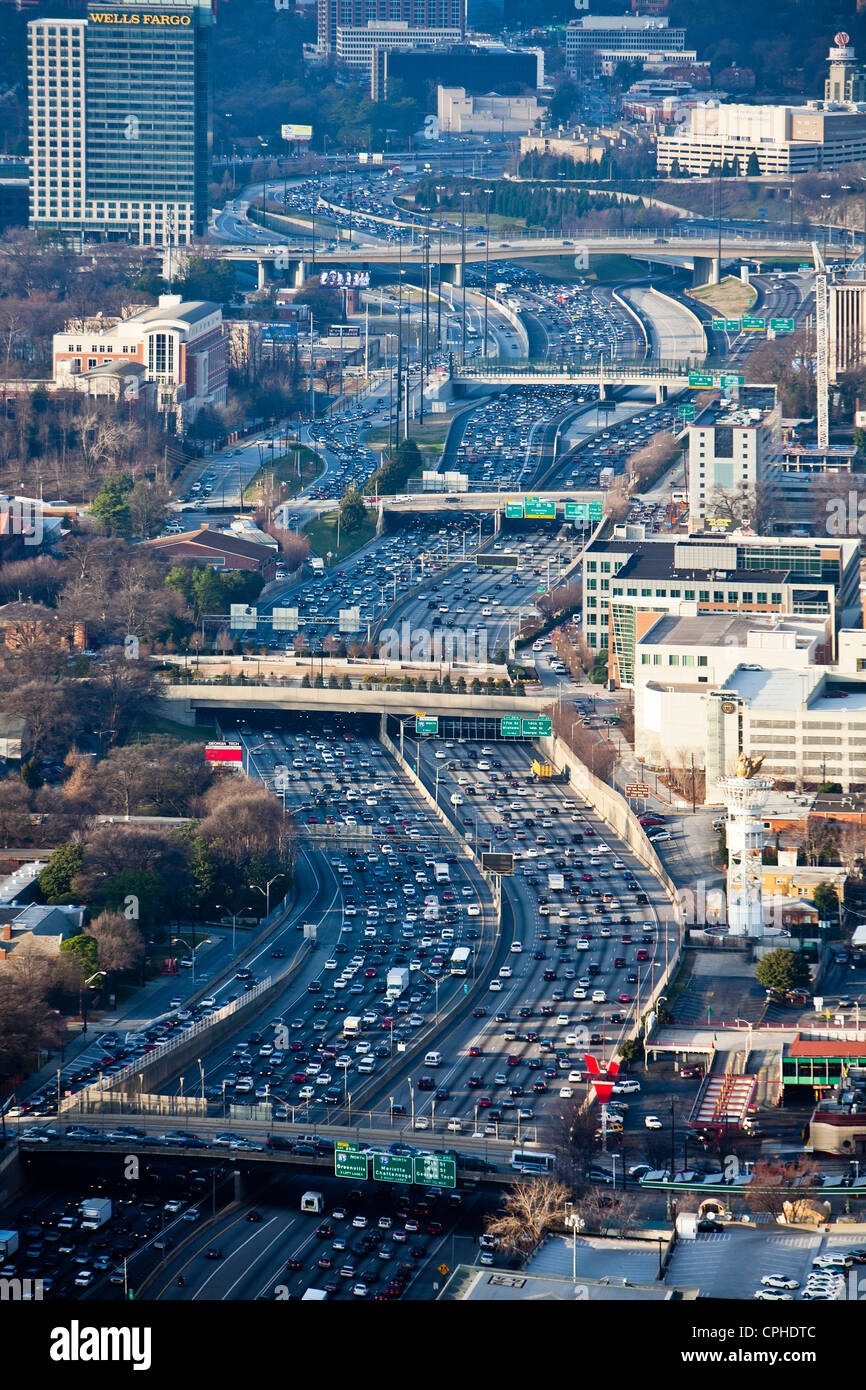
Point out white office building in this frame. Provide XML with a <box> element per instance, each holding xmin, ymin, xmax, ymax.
<box><xmin>687</xmin><ymin>391</ymin><xmax>781</xmax><ymax>527</ymax></box>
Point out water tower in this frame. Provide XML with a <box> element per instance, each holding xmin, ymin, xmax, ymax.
<box><xmin>718</xmin><ymin>754</ymin><xmax>774</xmax><ymax>938</ymax></box>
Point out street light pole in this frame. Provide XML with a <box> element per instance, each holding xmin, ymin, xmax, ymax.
<box><xmin>483</xmin><ymin>187</ymin><xmax>494</xmax><ymax>359</ymax></box>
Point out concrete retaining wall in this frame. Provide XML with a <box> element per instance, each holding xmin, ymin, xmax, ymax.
<box><xmin>159</xmin><ymin>684</ymin><xmax>547</xmax><ymax>724</ymax></box>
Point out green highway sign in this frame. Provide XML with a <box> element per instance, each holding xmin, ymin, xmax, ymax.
<box><xmin>564</xmin><ymin>502</ymin><xmax>588</xmax><ymax>521</ymax></box>
<box><xmin>500</xmin><ymin>715</ymin><xmax>522</xmax><ymax>738</ymax></box>
<box><xmin>537</xmin><ymin>583</ymin><xmax>547</xmax><ymax>593</ymax></box>
<box><xmin>372</xmin><ymin>1151</ymin><xmax>414</xmax><ymax>1184</ymax></box>
<box><xmin>724</xmin><ymin>319</ymin><xmax>741</xmax><ymax>332</ymax></box>
<box><xmin>505</xmin><ymin>498</ymin><xmax>524</xmax><ymax>519</ymax></box>
<box><xmin>415</xmin><ymin>714</ymin><xmax>439</xmax><ymax>734</ymax></box>
<box><xmin>741</xmin><ymin>315</ymin><xmax>766</xmax><ymax>331</ymax></box>
<box><xmin>414</xmin><ymin>1153</ymin><xmax>457</xmax><ymax>1188</ymax></box>
<box><xmin>799</xmin><ymin>263</ymin><xmax>811</xmax><ymax>270</ymax></box>
<box><xmin>335</xmin><ymin>1147</ymin><xmax>369</xmax><ymax>1180</ymax></box>
<box><xmin>678</xmin><ymin>404</ymin><xmax>696</xmax><ymax>420</ymax></box>
<box><xmin>720</xmin><ymin>373</ymin><xmax>745</xmax><ymax>388</ymax></box>
<box><xmin>710</xmin><ymin>318</ymin><xmax>727</xmax><ymax>332</ymax></box>
<box><xmin>688</xmin><ymin>372</ymin><xmax>714</xmax><ymax>389</ymax></box>
<box><xmin>588</xmin><ymin>502</ymin><xmax>603</xmax><ymax>520</ymax></box>
<box><xmin>524</xmin><ymin>495</ymin><xmax>557</xmax><ymax>520</ymax></box>
<box><xmin>522</xmin><ymin>716</ymin><xmax>553</xmax><ymax>738</ymax></box>
<box><xmin>770</xmin><ymin>317</ymin><xmax>795</xmax><ymax>333</ymax></box>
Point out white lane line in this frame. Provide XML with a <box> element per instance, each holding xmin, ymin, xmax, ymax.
<box><xmin>192</xmin><ymin>1214</ymin><xmax>290</xmax><ymax>1300</ymax></box>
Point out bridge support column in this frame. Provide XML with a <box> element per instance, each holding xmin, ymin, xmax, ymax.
<box><xmin>655</xmin><ymin>384</ymin><xmax>668</xmax><ymax>404</ymax></box>
<box><xmin>692</xmin><ymin>255</ymin><xmax>720</xmax><ymax>288</ymax></box>
<box><xmin>440</xmin><ymin>261</ymin><xmax>463</xmax><ymax>288</ymax></box>
<box><xmin>293</xmin><ymin>259</ymin><xmax>310</xmax><ymax>289</ymax></box>
<box><xmin>256</xmin><ymin>258</ymin><xmax>274</xmax><ymax>292</ymax></box>
<box><xmin>233</xmin><ymin>1169</ymin><xmax>245</xmax><ymax>1202</ymax></box>
<box><xmin>599</xmin><ymin>381</ymin><xmax>613</xmax><ymax>402</ymax></box>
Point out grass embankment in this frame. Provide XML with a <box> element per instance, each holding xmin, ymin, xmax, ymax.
<box><xmin>304</xmin><ymin>509</ymin><xmax>377</xmax><ymax>565</ymax></box>
<box><xmin>690</xmin><ymin>275</ymin><xmax>757</xmax><ymax>317</ymax></box>
<box><xmin>367</xmin><ymin>417</ymin><xmax>456</xmax><ymax>474</ymax></box>
<box><xmin>518</xmin><ymin>253</ymin><xmax>645</xmax><ymax>284</ymax></box>
<box><xmin>125</xmin><ymin>714</ymin><xmax>215</xmax><ymax>743</ymax></box>
<box><xmin>243</xmin><ymin>445</ymin><xmax>325</xmax><ymax>503</ymax></box>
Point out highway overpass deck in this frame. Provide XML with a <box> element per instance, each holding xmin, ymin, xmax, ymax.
<box><xmin>158</xmin><ymin>683</ymin><xmax>550</xmax><ymax>724</ymax></box>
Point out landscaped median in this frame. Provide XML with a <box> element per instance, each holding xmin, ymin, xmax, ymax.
<box><xmin>243</xmin><ymin>444</ymin><xmax>325</xmax><ymax>504</ymax></box>
<box><xmin>303</xmin><ymin>507</ymin><xmax>377</xmax><ymax>565</ymax></box>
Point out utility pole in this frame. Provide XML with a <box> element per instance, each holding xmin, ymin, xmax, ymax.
<box><xmin>813</xmin><ymin>241</ymin><xmax>830</xmax><ymax>450</ymax></box>
<box><xmin>460</xmin><ymin>188</ymin><xmax>469</xmax><ymax>366</ymax></box>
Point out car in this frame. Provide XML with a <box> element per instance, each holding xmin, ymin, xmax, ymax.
<box><xmin>352</xmin><ymin>1215</ymin><xmax>368</xmax><ymax>1229</ymax></box>
<box><xmin>204</xmin><ymin>1247</ymin><xmax>223</xmax><ymax>1260</ymax></box>
<box><xmin>753</xmin><ymin>1290</ymin><xmax>793</xmax><ymax>1301</ymax></box>
<box><xmin>246</xmin><ymin>1211</ymin><xmax>262</xmax><ymax>1223</ymax></box>
<box><xmin>761</xmin><ymin>1275</ymin><xmax>799</xmax><ymax>1290</ymax></box>
<box><xmin>645</xmin><ymin>1115</ymin><xmax>663</xmax><ymax>1130</ymax></box>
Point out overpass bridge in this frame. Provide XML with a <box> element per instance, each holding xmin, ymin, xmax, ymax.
<box><xmin>451</xmin><ymin>354</ymin><xmax>700</xmax><ymax>399</ymax></box>
<box><xmin>158</xmin><ymin>682</ymin><xmax>549</xmax><ymax>726</ymax></box>
<box><xmin>376</xmin><ymin>489</ymin><xmax>605</xmax><ymax>515</ymax></box>
<box><xmin>215</xmin><ymin>228</ymin><xmax>819</xmax><ymax>290</ymax></box>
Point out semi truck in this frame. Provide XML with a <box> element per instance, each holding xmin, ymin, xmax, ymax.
<box><xmin>80</xmin><ymin>1197</ymin><xmax>112</xmax><ymax>1230</ymax></box>
<box><xmin>0</xmin><ymin>1230</ymin><xmax>18</xmax><ymax>1259</ymax></box>
<box><xmin>386</xmin><ymin>967</ymin><xmax>409</xmax><ymax>1000</ymax></box>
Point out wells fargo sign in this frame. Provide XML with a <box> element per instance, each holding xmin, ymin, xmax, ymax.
<box><xmin>89</xmin><ymin>11</ymin><xmax>193</xmax><ymax>25</ymax></box>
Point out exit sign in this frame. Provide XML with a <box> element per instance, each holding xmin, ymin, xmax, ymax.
<box><xmin>688</xmin><ymin>372</ymin><xmax>714</xmax><ymax>389</ymax></box>
<box><xmin>770</xmin><ymin>317</ymin><xmax>795</xmax><ymax>333</ymax></box>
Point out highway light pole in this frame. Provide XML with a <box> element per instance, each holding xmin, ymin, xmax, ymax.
<box><xmin>460</xmin><ymin>190</ymin><xmax>470</xmax><ymax>366</ymax></box>
<box><xmin>435</xmin><ymin>185</ymin><xmax>445</xmax><ymax>348</ymax></box>
<box><xmin>215</xmin><ymin>904</ymin><xmax>241</xmax><ymax>952</ymax></box>
<box><xmin>483</xmin><ymin>187</ymin><xmax>494</xmax><ymax>359</ymax></box>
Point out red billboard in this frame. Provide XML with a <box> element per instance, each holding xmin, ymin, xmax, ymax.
<box><xmin>205</xmin><ymin>743</ymin><xmax>243</xmax><ymax>764</ymax></box>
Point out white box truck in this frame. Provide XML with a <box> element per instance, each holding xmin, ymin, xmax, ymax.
<box><xmin>0</xmin><ymin>1230</ymin><xmax>18</xmax><ymax>1259</ymax></box>
<box><xmin>548</xmin><ymin>872</ymin><xmax>565</xmax><ymax>892</ymax></box>
<box><xmin>386</xmin><ymin>967</ymin><xmax>409</xmax><ymax>999</ymax></box>
<box><xmin>80</xmin><ymin>1197</ymin><xmax>112</xmax><ymax>1230</ymax></box>
<box><xmin>343</xmin><ymin>1015</ymin><xmax>362</xmax><ymax>1038</ymax></box>
<box><xmin>434</xmin><ymin>862</ymin><xmax>450</xmax><ymax>883</ymax></box>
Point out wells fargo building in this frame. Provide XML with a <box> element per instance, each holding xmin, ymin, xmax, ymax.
<box><xmin>28</xmin><ymin>1</ymin><xmax>212</xmax><ymax>245</ymax></box>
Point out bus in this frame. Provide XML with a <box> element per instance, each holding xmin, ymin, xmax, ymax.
<box><xmin>510</xmin><ymin>1149</ymin><xmax>556</xmax><ymax>1175</ymax></box>
<box><xmin>300</xmin><ymin>1190</ymin><xmax>324</xmax><ymax>1214</ymax></box>
<box><xmin>450</xmin><ymin>947</ymin><xmax>472</xmax><ymax>976</ymax></box>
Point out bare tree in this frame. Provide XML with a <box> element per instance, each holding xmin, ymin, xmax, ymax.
<box><xmin>89</xmin><ymin>909</ymin><xmax>145</xmax><ymax>974</ymax></box>
<box><xmin>484</xmin><ymin>1176</ymin><xmax>571</xmax><ymax>1256</ymax></box>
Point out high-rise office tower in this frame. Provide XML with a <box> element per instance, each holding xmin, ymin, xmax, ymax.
<box><xmin>317</xmin><ymin>0</ymin><xmax>465</xmax><ymax>57</ymax></box>
<box><xmin>29</xmin><ymin>1</ymin><xmax>212</xmax><ymax>246</ymax></box>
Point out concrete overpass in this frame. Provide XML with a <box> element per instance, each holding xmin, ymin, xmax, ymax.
<box><xmin>452</xmin><ymin>355</ymin><xmax>699</xmax><ymax>400</ymax></box>
<box><xmin>215</xmin><ymin>228</ymin><xmax>819</xmax><ymax>290</ymax></box>
<box><xmin>375</xmin><ymin>489</ymin><xmax>606</xmax><ymax>515</ymax></box>
<box><xmin>158</xmin><ymin>683</ymin><xmax>550</xmax><ymax>725</ymax></box>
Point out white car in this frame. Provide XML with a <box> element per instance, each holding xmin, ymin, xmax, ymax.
<box><xmin>645</xmin><ymin>1115</ymin><xmax>663</xmax><ymax>1130</ymax></box>
<box><xmin>559</xmin><ymin>1087</ymin><xmax>574</xmax><ymax>1099</ymax></box>
<box><xmin>761</xmin><ymin>1275</ymin><xmax>799</xmax><ymax>1290</ymax></box>
<box><xmin>488</xmin><ymin>980</ymin><xmax>503</xmax><ymax>992</ymax></box>
<box><xmin>467</xmin><ymin>904</ymin><xmax>481</xmax><ymax>917</ymax></box>
<box><xmin>510</xmin><ymin>942</ymin><xmax>523</xmax><ymax>953</ymax></box>
<box><xmin>298</xmin><ymin>1085</ymin><xmax>315</xmax><ymax>1100</ymax></box>
<box><xmin>413</xmin><ymin>1116</ymin><xmax>430</xmax><ymax>1130</ymax></box>
<box><xmin>753</xmin><ymin>1290</ymin><xmax>793</xmax><ymax>1301</ymax></box>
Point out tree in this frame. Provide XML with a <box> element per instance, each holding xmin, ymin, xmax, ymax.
<box><xmin>0</xmin><ymin>775</ymin><xmax>33</xmax><ymax>847</ymax></box>
<box><xmin>755</xmin><ymin>948</ymin><xmax>811</xmax><ymax>993</ymax></box>
<box><xmin>746</xmin><ymin>150</ymin><xmax>761</xmax><ymax>176</ymax></box>
<box><xmin>59</xmin><ymin>931</ymin><xmax>99</xmax><ymax>978</ymax></box>
<box><xmin>89</xmin><ymin>909</ymin><xmax>145</xmax><ymax>974</ymax></box>
<box><xmin>90</xmin><ymin>473</ymin><xmax>134</xmax><ymax>536</ymax></box>
<box><xmin>39</xmin><ymin>841</ymin><xmax>85</xmax><ymax>902</ymax></box>
<box><xmin>339</xmin><ymin>488</ymin><xmax>367</xmax><ymax>534</ymax></box>
<box><xmin>484</xmin><ymin>1177</ymin><xmax>571</xmax><ymax>1256</ymax></box>
<box><xmin>811</xmin><ymin>880</ymin><xmax>839</xmax><ymax>922</ymax></box>
<box><xmin>748</xmin><ymin>1158</ymin><xmax>823</xmax><ymax>1222</ymax></box>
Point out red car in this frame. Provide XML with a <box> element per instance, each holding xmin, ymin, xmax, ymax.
<box><xmin>364</xmin><ymin>968</ymin><xmax>377</xmax><ymax>978</ymax></box>
<box><xmin>477</xmin><ymin>1097</ymin><xmax>492</xmax><ymax>1108</ymax></box>
<box><xmin>472</xmin><ymin>1007</ymin><xmax>487</xmax><ymax>1018</ymax></box>
<box><xmin>618</xmin><ymin>993</ymin><xmax>632</xmax><ymax>1004</ymax></box>
<box><xmin>507</xmin><ymin>1054</ymin><xmax>521</xmax><ymax>1066</ymax></box>
<box><xmin>468</xmin><ymin>1046</ymin><xmax>482</xmax><ymax>1057</ymax></box>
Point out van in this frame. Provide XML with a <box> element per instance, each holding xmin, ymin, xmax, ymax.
<box><xmin>424</xmin><ymin>1051</ymin><xmax>442</xmax><ymax>1067</ymax></box>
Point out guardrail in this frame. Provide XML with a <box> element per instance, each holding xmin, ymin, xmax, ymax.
<box><xmin>61</xmin><ymin>979</ymin><xmax>273</xmax><ymax>1112</ymax></box>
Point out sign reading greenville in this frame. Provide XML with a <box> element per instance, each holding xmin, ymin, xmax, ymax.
<box><xmin>88</xmin><ymin>10</ymin><xmax>193</xmax><ymax>24</ymax></box>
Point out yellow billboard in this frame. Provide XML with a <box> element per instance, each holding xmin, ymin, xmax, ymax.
<box><xmin>281</xmin><ymin>124</ymin><xmax>313</xmax><ymax>141</ymax></box>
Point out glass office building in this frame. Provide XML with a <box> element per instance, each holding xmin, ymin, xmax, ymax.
<box><xmin>29</xmin><ymin>1</ymin><xmax>212</xmax><ymax>245</ymax></box>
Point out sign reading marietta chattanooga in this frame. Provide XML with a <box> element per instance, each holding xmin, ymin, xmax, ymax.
<box><xmin>88</xmin><ymin>10</ymin><xmax>193</xmax><ymax>24</ymax></box>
